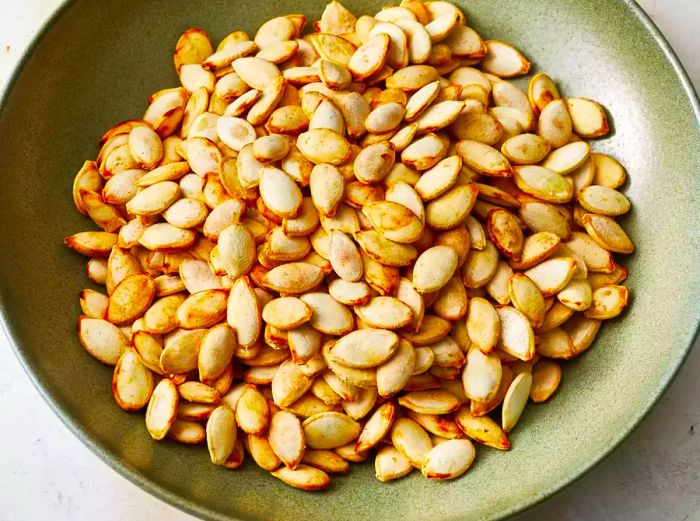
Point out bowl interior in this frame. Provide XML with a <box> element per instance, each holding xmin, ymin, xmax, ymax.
<box><xmin>0</xmin><ymin>0</ymin><xmax>698</xmax><ymax>520</ymax></box>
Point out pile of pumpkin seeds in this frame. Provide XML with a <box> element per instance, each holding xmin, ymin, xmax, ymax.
<box><xmin>65</xmin><ymin>0</ymin><xmax>633</xmax><ymax>490</ymax></box>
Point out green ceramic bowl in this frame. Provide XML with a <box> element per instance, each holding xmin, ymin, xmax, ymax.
<box><xmin>1</xmin><ymin>0</ymin><xmax>698</xmax><ymax>519</ymax></box>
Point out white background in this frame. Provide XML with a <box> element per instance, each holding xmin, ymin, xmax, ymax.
<box><xmin>0</xmin><ymin>1</ymin><xmax>698</xmax><ymax>520</ymax></box>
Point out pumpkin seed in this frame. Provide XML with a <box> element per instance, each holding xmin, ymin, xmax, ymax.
<box><xmin>375</xmin><ymin>445</ymin><xmax>413</xmax><ymax>481</ymax></box>
<box><xmin>391</xmin><ymin>417</ymin><xmax>432</xmax><ymax>467</ymax></box>
<box><xmin>412</xmin><ymin>346</ymin><xmax>435</xmax><ymax>374</ymax></box>
<box><xmin>138</xmin><ymin>223</ymin><xmax>197</xmax><ymax>252</ymax></box>
<box><xmin>405</xmin><ymin>81</ymin><xmax>441</xmax><ymax>121</ymax></box>
<box><xmin>327</xmin><ymin>279</ymin><xmax>371</xmax><ymax>307</ymax></box>
<box><xmin>537</xmin><ymin>99</ymin><xmax>572</xmax><ymax>148</ymax></box>
<box><xmin>252</xmin><ymin>134</ymin><xmax>291</xmax><ymax>164</ymax></box>
<box><xmin>514</xmin><ymin>165</ymin><xmax>573</xmax><ymax>203</ymax></box>
<box><xmin>507</xmin><ymin>273</ymin><xmax>546</xmax><ymax>326</ymax></box>
<box><xmin>557</xmin><ymin>279</ymin><xmax>593</xmax><ymax>311</ymax></box>
<box><xmin>309</xmin><ymin>98</ymin><xmax>345</xmax><ymax>134</ymax></box>
<box><xmin>565</xmin><ymin>231</ymin><xmax>615</xmax><ymax>273</ymax></box>
<box><xmin>425</xmin><ymin>183</ymin><xmax>479</xmax><ymax>230</ymax></box>
<box><xmin>566</xmin><ymin>97</ymin><xmax>609</xmax><ymax>138</ymax></box>
<box><xmin>582</xmin><ymin>214</ymin><xmax>634</xmax><ymax>254</ymax></box>
<box><xmin>519</xmin><ymin>202</ymin><xmax>571</xmax><ymax>240</ymax></box>
<box><xmin>356</xmin><ymin>402</ymin><xmax>396</xmax><ymax>452</ymax></box>
<box><xmin>258</xmin><ymin>166</ymin><xmax>303</xmax><ymax>218</ymax></box>
<box><xmin>271</xmin><ymin>464</ymin><xmax>331</xmax><ymax>490</ymax></box>
<box><xmin>541</xmin><ymin>141</ymin><xmax>590</xmax><ymax>175</ymax></box>
<box><xmin>365</xmin><ymin>102</ymin><xmax>406</xmax><ymax>134</ymax></box>
<box><xmin>584</xmin><ymin>285</ymin><xmax>629</xmax><ymax>319</ymax></box>
<box><xmin>363</xmin><ymin>200</ymin><xmax>423</xmax><ymax>244</ymax></box>
<box><xmin>271</xmin><ymin>359</ymin><xmax>314</xmax><ymax>407</ymax></box>
<box><xmin>77</xmin><ymin>316</ymin><xmax>129</xmax><ymax>365</ymax></box>
<box><xmin>527</xmin><ymin>73</ymin><xmax>559</xmax><ymax>114</ymax></box>
<box><xmin>316</xmin><ymin>60</ymin><xmax>350</xmax><ymax>90</ymax></box>
<box><xmin>329</xmin><ymin>328</ymin><xmax>399</xmax><ymax>368</ymax></box>
<box><xmin>563</xmin><ymin>314</ymin><xmax>601</xmax><ymax>355</ymax></box>
<box><xmin>145</xmin><ymin>379</ymin><xmax>179</xmax><ymax>440</ymax></box>
<box><xmin>352</xmin><ymin>142</ymin><xmax>395</xmax><ymax>183</ymax></box>
<box><xmin>536</xmin><ymin>301</ymin><xmax>575</xmax><ymax>333</ymax></box>
<box><xmin>177</xmin><ymin>381</ymin><xmax>220</xmax><ymax>404</ymax></box>
<box><xmin>413</xmin><ymin>155</ymin><xmax>460</xmax><ymax>201</ymax></box>
<box><xmin>399</xmin><ymin>389</ymin><xmax>461</xmax><ymax>414</ymax></box>
<box><xmin>303</xmin><ymin>411</ymin><xmax>361</xmax><ymax>449</ymax></box>
<box><xmin>480</xmin><ymin>40</ymin><xmax>530</xmax><ymax>77</ymax></box>
<box><xmin>299</xmin><ymin>292</ymin><xmax>354</xmax><ymax>335</ymax></box>
<box><xmin>297</xmin><ymin>128</ymin><xmax>351</xmax><ymax>165</ymax></box>
<box><xmin>160</xmin><ymin>328</ymin><xmax>205</xmax><ymax>373</ymax></box>
<box><xmin>312</xmin><ymin>377</ymin><xmax>343</xmax><ymax>405</ymax></box>
<box><xmin>161</xmin><ymin>198</ymin><xmax>208</xmax><ymax>229</ymax></box>
<box><xmin>336</xmin><ymin>92</ymin><xmax>373</xmax><ymax>139</ymax></box>
<box><xmin>125</xmin><ymin>181</ymin><xmax>179</xmax><ymax>217</ymax></box>
<box><xmin>433</xmin><ymin>276</ymin><xmax>467</xmax><ymax>320</ymax></box>
<box><xmin>509</xmin><ymin>231</ymin><xmax>561</xmax><ymax>271</ymax></box>
<box><xmin>486</xmin><ymin>208</ymin><xmax>524</xmax><ymax>261</ymax></box>
<box><xmin>577</xmin><ymin>185</ymin><xmax>630</xmax><ymax>216</ymax></box>
<box><xmin>495</xmin><ymin>306</ymin><xmax>535</xmax><ymax>361</ymax></box>
<box><xmin>405</xmin><ymin>372</ymin><xmax>441</xmax><ymax>391</ymax></box>
<box><xmin>262</xmin><ymin>297</ymin><xmax>312</xmax><ymax>331</ymax></box>
<box><xmin>257</xmin><ymin>40</ymin><xmax>299</xmax><ymax>64</ymax></box>
<box><xmin>415</xmin><ymin>100</ymin><xmax>464</xmax><ymax>135</ymax></box>
<box><xmin>536</xmin><ymin>327</ymin><xmax>574</xmax><ymax>359</ymax></box>
<box><xmin>141</xmin><ymin>294</ymin><xmax>184</xmax><ymax>335</ymax></box>
<box><xmin>455</xmin><ymin>408</ymin><xmax>509</xmax><ymax>450</ymax></box>
<box><xmin>198</xmin><ymin>323</ymin><xmax>236</xmax><ymax>384</ymax></box>
<box><xmin>216</xmin><ymin>224</ymin><xmax>255</xmax><ymax>280</ymax></box>
<box><xmin>301</xmin><ymin>449</ymin><xmax>350</xmax><ymax>474</ymax></box>
<box><xmin>354</xmin><ymin>230</ymin><xmax>416</xmax><ymax>267</ymax></box>
<box><xmin>410</xmin><ymin>245</ymin><xmax>458</xmax><ymax>294</ymax></box>
<box><xmin>341</xmin><ymin>385</ymin><xmax>378</xmax><ymax>420</ymax></box>
<box><xmin>591</xmin><ymin>152</ymin><xmax>626</xmax><ymax>188</ymax></box>
<box><xmin>167</xmin><ymin>419</ymin><xmax>206</xmax><ymax>444</ymax></box>
<box><xmin>326</xmin><ymin>231</ymin><xmax>362</xmax><ymax>282</ymax></box>
<box><xmin>244</xmin><ymin>431</ymin><xmax>282</xmax><ymax>470</ymax></box>
<box><xmin>79</xmin><ymin>289</ymin><xmax>109</xmax><ymax>319</ymax></box>
<box><xmin>588</xmin><ymin>263</ymin><xmax>628</xmax><ymax>289</ymax></box>
<box><xmin>179</xmin><ymin>63</ymin><xmax>215</xmax><ymax>94</ymax></box>
<box><xmin>309</xmin><ymin>33</ymin><xmax>357</xmax><ymax>67</ymax></box>
<box><xmin>285</xmin><ymin>325</ymin><xmax>321</xmax><ymax>364</ymax></box>
<box><xmin>174</xmin><ymin>28</ymin><xmax>213</xmax><ymax>71</ymax></box>
<box><xmin>463</xmin><ymin>345</ymin><xmax>503</xmax><ymax>403</ymax></box>
<box><xmin>524</xmin><ymin>257</ymin><xmax>576</xmax><ymax>297</ymax></box>
<box><xmin>501</xmin><ymin>372</ymin><xmax>532</xmax><ymax>432</ymax></box>
<box><xmin>367</xmin><ymin>22</ymin><xmax>409</xmax><ymax>68</ymax></box>
<box><xmin>421</xmin><ymin>438</ymin><xmax>475</xmax><ymax>479</ymax></box>
<box><xmin>262</xmin><ymin>262</ymin><xmax>324</xmax><ymax>294</ymax></box>
<box><xmin>106</xmin><ymin>273</ymin><xmax>155</xmax><ymax>325</ymax></box>
<box><xmin>322</xmin><ymin>369</ymin><xmax>360</xmax><ymax>402</ymax></box>
<box><xmin>355</xmin><ymin>296</ymin><xmax>413</xmax><ymax>330</ymax></box>
<box><xmin>501</xmin><ymin>133</ymin><xmax>550</xmax><ymax>165</ymax></box>
<box><xmin>529</xmin><ymin>359</ymin><xmax>561</xmax><ymax>402</ymax></box>
<box><xmin>234</xmin><ymin>384</ymin><xmax>269</xmax><ymax>435</ymax></box>
<box><xmin>268</xmin><ymin>410</ymin><xmax>305</xmax><ymax>469</ymax></box>
<box><xmin>463</xmin><ymin>239</ymin><xmax>499</xmax><ymax>288</ymax></box>
<box><xmin>424</xmin><ymin>12</ymin><xmax>460</xmax><ymax>42</ymax></box>
<box><xmin>456</xmin><ymin>140</ymin><xmax>513</xmax><ymax>177</ymax></box>
<box><xmin>175</xmin><ymin>289</ymin><xmax>228</xmax><ymax>329</ymax></box>
<box><xmin>402</xmin><ymin>132</ymin><xmax>447</xmax><ymax>170</ymax></box>
<box><xmin>205</xmin><ymin>405</ymin><xmax>237</xmax><ymax>464</ymax></box>
<box><xmin>307</xmin><ymin>164</ymin><xmax>343</xmax><ymax>219</ymax></box>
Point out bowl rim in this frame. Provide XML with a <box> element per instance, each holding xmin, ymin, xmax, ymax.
<box><xmin>1</xmin><ymin>1</ymin><xmax>699</xmax><ymax>520</ymax></box>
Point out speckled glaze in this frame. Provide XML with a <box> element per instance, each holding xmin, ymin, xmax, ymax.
<box><xmin>0</xmin><ymin>0</ymin><xmax>698</xmax><ymax>520</ymax></box>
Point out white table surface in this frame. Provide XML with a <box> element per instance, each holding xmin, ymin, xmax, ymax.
<box><xmin>0</xmin><ymin>1</ymin><xmax>698</xmax><ymax>520</ymax></box>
